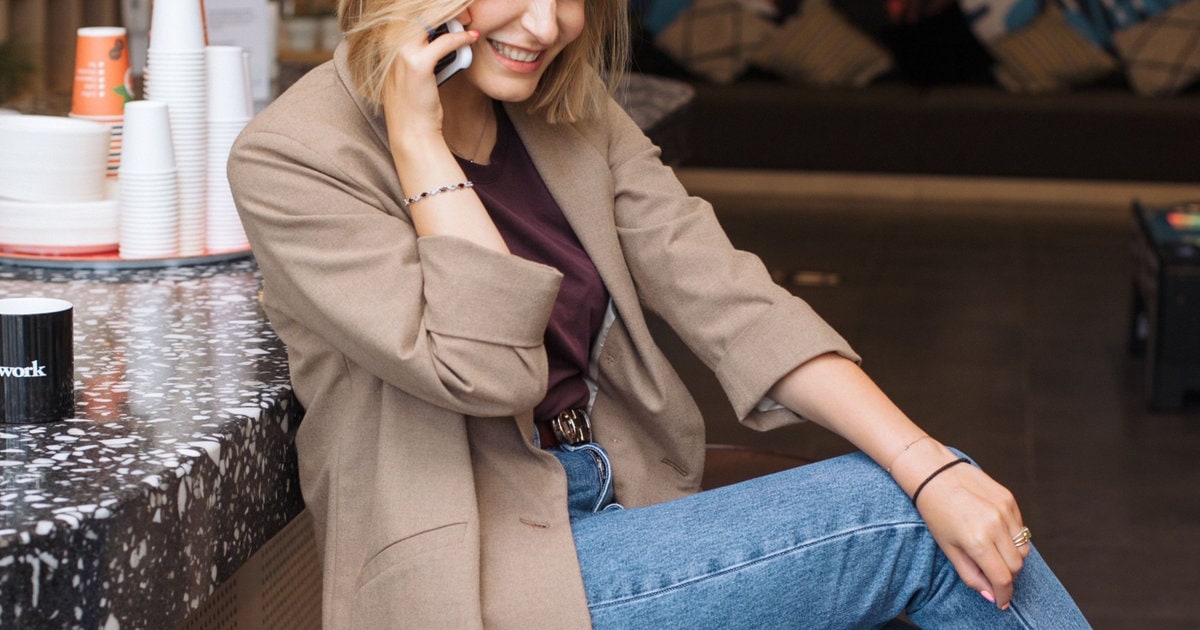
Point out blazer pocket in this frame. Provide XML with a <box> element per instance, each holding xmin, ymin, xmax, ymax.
<box><xmin>351</xmin><ymin>523</ymin><xmax>476</xmax><ymax>629</ymax></box>
<box><xmin>355</xmin><ymin>522</ymin><xmax>468</xmax><ymax>589</ymax></box>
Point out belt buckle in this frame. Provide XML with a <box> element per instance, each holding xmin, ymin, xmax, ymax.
<box><xmin>550</xmin><ymin>408</ymin><xmax>592</xmax><ymax>446</ymax></box>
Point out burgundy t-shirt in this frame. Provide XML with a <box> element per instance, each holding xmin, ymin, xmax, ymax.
<box><xmin>459</xmin><ymin>106</ymin><xmax>609</xmax><ymax>423</ymax></box>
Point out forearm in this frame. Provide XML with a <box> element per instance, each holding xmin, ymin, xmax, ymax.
<box><xmin>766</xmin><ymin>352</ymin><xmax>959</xmax><ymax>495</ymax></box>
<box><xmin>378</xmin><ymin>21</ymin><xmax>507</xmax><ymax>254</ymax></box>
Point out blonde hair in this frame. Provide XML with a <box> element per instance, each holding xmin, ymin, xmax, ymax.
<box><xmin>337</xmin><ymin>0</ymin><xmax>628</xmax><ymax>124</ymax></box>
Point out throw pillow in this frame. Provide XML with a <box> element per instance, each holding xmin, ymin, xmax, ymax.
<box><xmin>1112</xmin><ymin>0</ymin><xmax>1200</xmax><ymax>96</ymax></box>
<box><xmin>653</xmin><ymin>0</ymin><xmax>779</xmax><ymax>84</ymax></box>
<box><xmin>988</xmin><ymin>3</ymin><xmax>1118</xmax><ymax>93</ymax></box>
<box><xmin>750</xmin><ymin>0</ymin><xmax>896</xmax><ymax>87</ymax></box>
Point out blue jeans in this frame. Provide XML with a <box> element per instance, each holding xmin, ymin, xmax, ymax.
<box><xmin>549</xmin><ymin>446</ymin><xmax>1091</xmax><ymax>629</ymax></box>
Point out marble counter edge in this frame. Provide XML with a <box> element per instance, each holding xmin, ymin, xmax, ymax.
<box><xmin>0</xmin><ymin>386</ymin><xmax>306</xmax><ymax>628</ymax></box>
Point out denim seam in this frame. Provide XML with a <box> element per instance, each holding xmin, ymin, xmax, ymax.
<box><xmin>587</xmin><ymin>520</ymin><xmax>927</xmax><ymax>610</ymax></box>
<box><xmin>1007</xmin><ymin>600</ymin><xmax>1037</xmax><ymax>629</ymax></box>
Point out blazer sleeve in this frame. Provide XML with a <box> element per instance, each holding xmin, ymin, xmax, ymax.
<box><xmin>599</xmin><ymin>99</ymin><xmax>860</xmax><ymax>427</ymax></box>
<box><xmin>229</xmin><ymin>123</ymin><xmax>563</xmax><ymax>418</ymax></box>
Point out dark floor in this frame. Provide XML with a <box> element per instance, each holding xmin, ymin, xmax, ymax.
<box><xmin>651</xmin><ymin>190</ymin><xmax>1200</xmax><ymax>629</ymax></box>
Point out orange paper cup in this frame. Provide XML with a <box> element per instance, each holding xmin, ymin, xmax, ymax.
<box><xmin>71</xmin><ymin>27</ymin><xmax>133</xmax><ymax>118</ymax></box>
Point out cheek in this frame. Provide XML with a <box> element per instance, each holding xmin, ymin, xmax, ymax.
<box><xmin>559</xmin><ymin>6</ymin><xmax>586</xmax><ymax>46</ymax></box>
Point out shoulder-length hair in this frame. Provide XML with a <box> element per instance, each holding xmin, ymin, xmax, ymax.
<box><xmin>337</xmin><ymin>0</ymin><xmax>629</xmax><ymax>124</ymax></box>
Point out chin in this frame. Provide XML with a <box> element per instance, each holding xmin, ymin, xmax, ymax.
<box><xmin>478</xmin><ymin>77</ymin><xmax>542</xmax><ymax>104</ymax></box>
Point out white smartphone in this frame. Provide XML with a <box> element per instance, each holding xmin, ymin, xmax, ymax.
<box><xmin>429</xmin><ymin>18</ymin><xmax>473</xmax><ymax>85</ymax></box>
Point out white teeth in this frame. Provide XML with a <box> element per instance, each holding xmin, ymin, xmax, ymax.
<box><xmin>490</xmin><ymin>40</ymin><xmax>540</xmax><ymax>63</ymax></box>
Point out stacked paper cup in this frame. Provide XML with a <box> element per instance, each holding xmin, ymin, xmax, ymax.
<box><xmin>144</xmin><ymin>0</ymin><xmax>207</xmax><ymax>256</ymax></box>
<box><xmin>69</xmin><ymin>27</ymin><xmax>133</xmax><ymax>178</ymax></box>
<box><xmin>118</xmin><ymin>101</ymin><xmax>179</xmax><ymax>259</ymax></box>
<box><xmin>205</xmin><ymin>46</ymin><xmax>252</xmax><ymax>253</ymax></box>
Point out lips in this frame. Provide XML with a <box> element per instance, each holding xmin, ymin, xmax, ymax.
<box><xmin>489</xmin><ymin>40</ymin><xmax>542</xmax><ymax>63</ymax></box>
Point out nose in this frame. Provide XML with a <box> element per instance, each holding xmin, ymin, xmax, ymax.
<box><xmin>521</xmin><ymin>0</ymin><xmax>559</xmax><ymax>44</ymax></box>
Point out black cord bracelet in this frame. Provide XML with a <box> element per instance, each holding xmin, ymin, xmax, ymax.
<box><xmin>910</xmin><ymin>457</ymin><xmax>971</xmax><ymax>506</ymax></box>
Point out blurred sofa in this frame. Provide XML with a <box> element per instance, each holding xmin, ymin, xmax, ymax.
<box><xmin>633</xmin><ymin>0</ymin><xmax>1200</xmax><ymax>183</ymax></box>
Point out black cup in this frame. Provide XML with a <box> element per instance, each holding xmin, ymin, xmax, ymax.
<box><xmin>0</xmin><ymin>298</ymin><xmax>75</xmax><ymax>424</ymax></box>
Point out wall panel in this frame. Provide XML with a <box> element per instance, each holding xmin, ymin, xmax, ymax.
<box><xmin>2</xmin><ymin>0</ymin><xmax>121</xmax><ymax>100</ymax></box>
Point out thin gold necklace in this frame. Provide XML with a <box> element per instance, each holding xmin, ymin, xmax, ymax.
<box><xmin>446</xmin><ymin>103</ymin><xmax>493</xmax><ymax>164</ymax></box>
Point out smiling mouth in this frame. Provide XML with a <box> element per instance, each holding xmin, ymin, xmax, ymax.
<box><xmin>489</xmin><ymin>40</ymin><xmax>542</xmax><ymax>63</ymax></box>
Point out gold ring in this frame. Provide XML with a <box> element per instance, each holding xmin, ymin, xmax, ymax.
<box><xmin>1012</xmin><ymin>526</ymin><xmax>1032</xmax><ymax>548</ymax></box>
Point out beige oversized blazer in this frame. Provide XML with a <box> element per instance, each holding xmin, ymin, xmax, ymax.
<box><xmin>229</xmin><ymin>44</ymin><xmax>857</xmax><ymax>628</ymax></box>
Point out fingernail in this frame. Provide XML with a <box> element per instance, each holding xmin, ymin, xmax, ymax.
<box><xmin>468</xmin><ymin>29</ymin><xmax>480</xmax><ymax>38</ymax></box>
<box><xmin>979</xmin><ymin>590</ymin><xmax>995</xmax><ymax>603</ymax></box>
<box><xmin>1000</xmin><ymin>602</ymin><xmax>1010</xmax><ymax>611</ymax></box>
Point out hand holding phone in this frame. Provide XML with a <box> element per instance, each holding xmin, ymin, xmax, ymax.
<box><xmin>428</xmin><ymin>19</ymin><xmax>473</xmax><ymax>85</ymax></box>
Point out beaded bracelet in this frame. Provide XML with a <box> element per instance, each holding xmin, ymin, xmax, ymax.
<box><xmin>404</xmin><ymin>181</ymin><xmax>474</xmax><ymax>206</ymax></box>
<box><xmin>910</xmin><ymin>457</ymin><xmax>970</xmax><ymax>506</ymax></box>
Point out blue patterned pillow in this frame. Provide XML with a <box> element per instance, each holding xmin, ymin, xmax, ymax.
<box><xmin>958</xmin><ymin>0</ymin><xmax>1043</xmax><ymax>42</ymax></box>
<box><xmin>637</xmin><ymin>0</ymin><xmax>699</xmax><ymax>35</ymax></box>
<box><xmin>1056</xmin><ymin>0</ymin><xmax>1184</xmax><ymax>49</ymax></box>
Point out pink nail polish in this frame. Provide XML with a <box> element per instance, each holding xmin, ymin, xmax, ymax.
<box><xmin>979</xmin><ymin>590</ymin><xmax>995</xmax><ymax>603</ymax></box>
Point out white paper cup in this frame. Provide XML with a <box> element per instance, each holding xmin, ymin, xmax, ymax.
<box><xmin>147</xmin><ymin>0</ymin><xmax>207</xmax><ymax>52</ymax></box>
<box><xmin>119</xmin><ymin>100</ymin><xmax>176</xmax><ymax>174</ymax></box>
<box><xmin>206</xmin><ymin>46</ymin><xmax>252</xmax><ymax>121</ymax></box>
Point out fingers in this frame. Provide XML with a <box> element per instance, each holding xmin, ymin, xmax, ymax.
<box><xmin>942</xmin><ymin>548</ymin><xmax>997</xmax><ymax>606</ymax></box>
<box><xmin>974</xmin><ymin>489</ymin><xmax>1028</xmax><ymax>608</ymax></box>
<box><xmin>982</xmin><ymin>537</ymin><xmax>1022</xmax><ymax>608</ymax></box>
<box><xmin>382</xmin><ymin>25</ymin><xmax>479</xmax><ymax>132</ymax></box>
<box><xmin>383</xmin><ymin>23</ymin><xmax>477</xmax><ymax>99</ymax></box>
<box><xmin>395</xmin><ymin>23</ymin><xmax>477</xmax><ymax>77</ymax></box>
<box><xmin>424</xmin><ymin>28</ymin><xmax>478</xmax><ymax>66</ymax></box>
<box><xmin>945</xmin><ymin>527</ymin><xmax>1028</xmax><ymax>610</ymax></box>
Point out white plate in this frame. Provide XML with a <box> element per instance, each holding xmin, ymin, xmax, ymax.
<box><xmin>0</xmin><ymin>194</ymin><xmax>119</xmax><ymax>253</ymax></box>
<box><xmin>0</xmin><ymin>115</ymin><xmax>111</xmax><ymax>202</ymax></box>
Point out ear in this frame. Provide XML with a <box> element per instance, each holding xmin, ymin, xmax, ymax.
<box><xmin>455</xmin><ymin>9</ymin><xmax>473</xmax><ymax>27</ymax></box>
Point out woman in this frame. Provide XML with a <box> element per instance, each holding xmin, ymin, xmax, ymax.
<box><xmin>228</xmin><ymin>0</ymin><xmax>1091</xmax><ymax>626</ymax></box>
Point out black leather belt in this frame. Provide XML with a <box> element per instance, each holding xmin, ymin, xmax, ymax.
<box><xmin>535</xmin><ymin>408</ymin><xmax>592</xmax><ymax>448</ymax></box>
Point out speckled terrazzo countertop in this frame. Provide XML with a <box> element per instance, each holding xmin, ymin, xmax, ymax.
<box><xmin>0</xmin><ymin>257</ymin><xmax>304</xmax><ymax>629</ymax></box>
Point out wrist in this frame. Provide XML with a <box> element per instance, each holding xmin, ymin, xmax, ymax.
<box><xmin>886</xmin><ymin>438</ymin><xmax>956</xmax><ymax>496</ymax></box>
<box><xmin>910</xmin><ymin>457</ymin><xmax>971</xmax><ymax>506</ymax></box>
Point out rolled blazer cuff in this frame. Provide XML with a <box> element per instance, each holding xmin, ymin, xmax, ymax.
<box><xmin>418</xmin><ymin>235</ymin><xmax>563</xmax><ymax>346</ymax></box>
<box><xmin>715</xmin><ymin>297</ymin><xmax>860</xmax><ymax>426</ymax></box>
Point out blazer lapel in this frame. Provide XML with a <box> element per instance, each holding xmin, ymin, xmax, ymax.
<box><xmin>505</xmin><ymin>104</ymin><xmax>641</xmax><ymax>320</ymax></box>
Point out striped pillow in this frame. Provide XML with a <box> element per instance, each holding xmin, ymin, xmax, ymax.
<box><xmin>750</xmin><ymin>0</ymin><xmax>895</xmax><ymax>87</ymax></box>
<box><xmin>988</xmin><ymin>3</ymin><xmax>1119</xmax><ymax>93</ymax></box>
